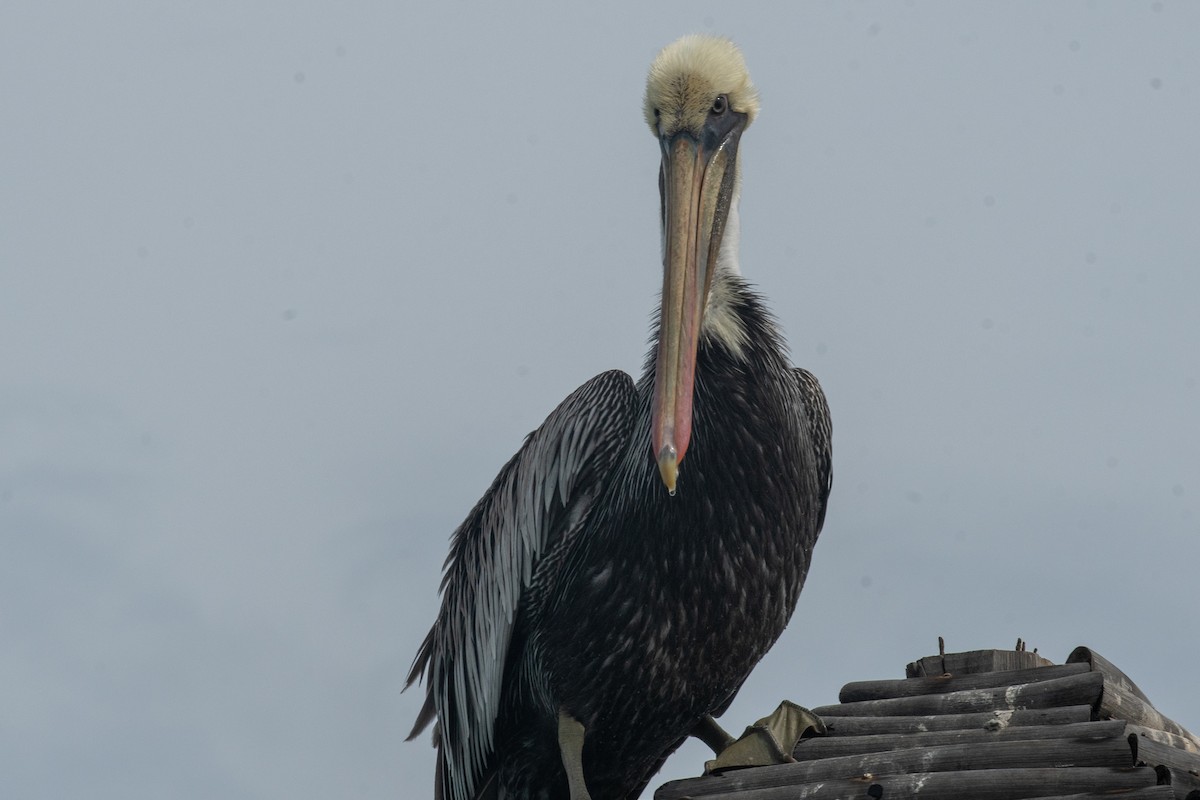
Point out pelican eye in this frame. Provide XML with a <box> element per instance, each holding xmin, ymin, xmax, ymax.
<box><xmin>711</xmin><ymin>95</ymin><xmax>728</xmax><ymax>114</ymax></box>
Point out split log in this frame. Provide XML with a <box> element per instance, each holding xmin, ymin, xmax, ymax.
<box><xmin>661</xmin><ymin>737</ymin><xmax>1134</xmax><ymax>797</ymax></box>
<box><xmin>805</xmin><ymin>734</ymin><xmax>1135</xmax><ymax>778</ymax></box>
<box><xmin>1021</xmin><ymin>791</ymin><xmax>1174</xmax><ymax>800</ymax></box>
<box><xmin>1154</xmin><ymin>766</ymin><xmax>1200</xmax><ymax>799</ymax></box>
<box><xmin>1066</xmin><ymin>647</ymin><xmax>1152</xmax><ymax>702</ymax></box>
<box><xmin>841</xmin><ymin>663</ymin><xmax>1090</xmax><ymax>703</ymax></box>
<box><xmin>814</xmin><ymin>672</ymin><xmax>1103</xmax><ymax>719</ymax></box>
<box><xmin>1130</xmin><ymin>732</ymin><xmax>1200</xmax><ymax>775</ymax></box>
<box><xmin>1130</xmin><ymin>725</ymin><xmax>1200</xmax><ymax>757</ymax></box>
<box><xmin>1068</xmin><ymin>647</ymin><xmax>1200</xmax><ymax>752</ymax></box>
<box><xmin>907</xmin><ymin>648</ymin><xmax>1055</xmax><ymax>678</ymax></box>
<box><xmin>655</xmin><ymin>766</ymin><xmax>1158</xmax><ymax>800</ymax></box>
<box><xmin>821</xmin><ymin>706</ymin><xmax>1092</xmax><ymax>736</ymax></box>
<box><xmin>793</xmin><ymin>719</ymin><xmax>1128</xmax><ymax>761</ymax></box>
<box><xmin>1130</xmin><ymin>733</ymin><xmax>1200</xmax><ymax>797</ymax></box>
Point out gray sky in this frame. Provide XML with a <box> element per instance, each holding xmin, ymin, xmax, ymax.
<box><xmin>3</xmin><ymin>3</ymin><xmax>1198</xmax><ymax>798</ymax></box>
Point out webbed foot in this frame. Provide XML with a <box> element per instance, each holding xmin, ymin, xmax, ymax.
<box><xmin>698</xmin><ymin>701</ymin><xmax>825</xmax><ymax>774</ymax></box>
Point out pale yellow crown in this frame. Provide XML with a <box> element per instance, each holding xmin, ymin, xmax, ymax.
<box><xmin>644</xmin><ymin>35</ymin><xmax>760</xmax><ymax>136</ymax></box>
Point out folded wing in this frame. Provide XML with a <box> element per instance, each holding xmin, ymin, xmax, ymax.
<box><xmin>406</xmin><ymin>369</ymin><xmax>638</xmax><ymax>800</ymax></box>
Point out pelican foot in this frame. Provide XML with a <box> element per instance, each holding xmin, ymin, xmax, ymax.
<box><xmin>702</xmin><ymin>701</ymin><xmax>825</xmax><ymax>775</ymax></box>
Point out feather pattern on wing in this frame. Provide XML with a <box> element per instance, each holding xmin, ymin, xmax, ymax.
<box><xmin>405</xmin><ymin>370</ymin><xmax>637</xmax><ymax>800</ymax></box>
<box><xmin>792</xmin><ymin>366</ymin><xmax>832</xmax><ymax>532</ymax></box>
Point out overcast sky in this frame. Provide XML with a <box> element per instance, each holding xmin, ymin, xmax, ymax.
<box><xmin>3</xmin><ymin>3</ymin><xmax>1198</xmax><ymax>798</ymax></box>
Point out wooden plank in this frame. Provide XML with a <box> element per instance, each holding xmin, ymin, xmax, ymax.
<box><xmin>821</xmin><ymin>705</ymin><xmax>1092</xmax><ymax>736</ymax></box>
<box><xmin>1155</xmin><ymin>765</ymin><xmax>1200</xmax><ymax>799</ymax></box>
<box><xmin>1103</xmin><ymin>681</ymin><xmax>1200</xmax><ymax>753</ymax></box>
<box><xmin>1066</xmin><ymin>647</ymin><xmax>1153</xmax><ymax>702</ymax></box>
<box><xmin>1100</xmin><ymin>683</ymin><xmax>1200</xmax><ymax>752</ymax></box>
<box><xmin>841</xmin><ymin>663</ymin><xmax>1091</xmax><ymax>703</ymax></box>
<box><xmin>907</xmin><ymin>648</ymin><xmax>1055</xmax><ymax>678</ymax></box>
<box><xmin>807</xmin><ymin>735</ymin><xmax>1136</xmax><ymax>780</ymax></box>
<box><xmin>655</xmin><ymin>766</ymin><xmax>1158</xmax><ymax>800</ymax></box>
<box><xmin>793</xmin><ymin>719</ymin><xmax>1128</xmax><ymax>761</ymax></box>
<box><xmin>659</xmin><ymin>737</ymin><xmax>1135</xmax><ymax>798</ymax></box>
<box><xmin>1131</xmin><ymin>734</ymin><xmax>1200</xmax><ymax>797</ymax></box>
<box><xmin>1067</xmin><ymin>646</ymin><xmax>1200</xmax><ymax>751</ymax></box>
<box><xmin>1019</xmin><ymin>791</ymin><xmax>1174</xmax><ymax>800</ymax></box>
<box><xmin>1029</xmin><ymin>791</ymin><xmax>1175</xmax><ymax>800</ymax></box>
<box><xmin>814</xmin><ymin>672</ymin><xmax>1103</xmax><ymax>718</ymax></box>
<box><xmin>1130</xmin><ymin>725</ymin><xmax>1200</xmax><ymax>757</ymax></box>
<box><xmin>812</xmin><ymin>736</ymin><xmax>1121</xmax><ymax>789</ymax></box>
<box><xmin>1131</xmin><ymin>733</ymin><xmax>1200</xmax><ymax>774</ymax></box>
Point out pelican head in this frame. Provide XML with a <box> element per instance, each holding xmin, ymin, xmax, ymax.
<box><xmin>644</xmin><ymin>35</ymin><xmax>759</xmax><ymax>493</ymax></box>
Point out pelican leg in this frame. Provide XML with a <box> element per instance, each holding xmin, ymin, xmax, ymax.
<box><xmin>557</xmin><ymin>709</ymin><xmax>592</xmax><ymax>800</ymax></box>
<box><xmin>691</xmin><ymin>714</ymin><xmax>736</xmax><ymax>754</ymax></box>
<box><xmin>702</xmin><ymin>701</ymin><xmax>826</xmax><ymax>775</ymax></box>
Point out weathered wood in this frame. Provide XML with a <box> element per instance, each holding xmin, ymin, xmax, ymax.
<box><xmin>1154</xmin><ymin>765</ymin><xmax>1200</xmax><ymax>799</ymax></box>
<box><xmin>793</xmin><ymin>719</ymin><xmax>1129</xmax><ymax>761</ymax></box>
<box><xmin>1130</xmin><ymin>725</ymin><xmax>1200</xmax><ymax>757</ymax></box>
<box><xmin>1027</xmin><ymin>791</ymin><xmax>1175</xmax><ymax>800</ymax></box>
<box><xmin>841</xmin><ymin>663</ymin><xmax>1091</xmax><ymax>703</ymax></box>
<box><xmin>1131</xmin><ymin>733</ymin><xmax>1200</xmax><ymax>797</ymax></box>
<box><xmin>1068</xmin><ymin>646</ymin><xmax>1200</xmax><ymax>751</ymax></box>
<box><xmin>1027</xmin><ymin>791</ymin><xmax>1176</xmax><ymax>796</ymax></box>
<box><xmin>661</xmin><ymin>737</ymin><xmax>1135</xmax><ymax>798</ymax></box>
<box><xmin>1131</xmin><ymin>733</ymin><xmax>1200</xmax><ymax>774</ymax></box>
<box><xmin>821</xmin><ymin>705</ymin><xmax>1092</xmax><ymax>736</ymax></box>
<box><xmin>1066</xmin><ymin>647</ymin><xmax>1200</xmax><ymax>752</ymax></box>
<box><xmin>907</xmin><ymin>648</ymin><xmax>1055</xmax><ymax>678</ymax></box>
<box><xmin>814</xmin><ymin>672</ymin><xmax>1103</xmax><ymax>719</ymax></box>
<box><xmin>658</xmin><ymin>647</ymin><xmax>1195</xmax><ymax>800</ymax></box>
<box><xmin>1099</xmin><ymin>680</ymin><xmax>1200</xmax><ymax>752</ymax></box>
<box><xmin>655</xmin><ymin>766</ymin><xmax>1158</xmax><ymax>800</ymax></box>
<box><xmin>1067</xmin><ymin>647</ymin><xmax>1153</xmax><ymax>702</ymax></box>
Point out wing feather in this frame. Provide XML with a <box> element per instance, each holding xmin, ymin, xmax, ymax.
<box><xmin>405</xmin><ymin>370</ymin><xmax>637</xmax><ymax>800</ymax></box>
<box><xmin>792</xmin><ymin>367</ymin><xmax>832</xmax><ymax>528</ymax></box>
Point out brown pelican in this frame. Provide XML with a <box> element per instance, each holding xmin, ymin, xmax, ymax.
<box><xmin>406</xmin><ymin>35</ymin><xmax>832</xmax><ymax>800</ymax></box>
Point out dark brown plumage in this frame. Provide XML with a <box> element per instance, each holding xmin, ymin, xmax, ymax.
<box><xmin>406</xmin><ymin>35</ymin><xmax>831</xmax><ymax>800</ymax></box>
